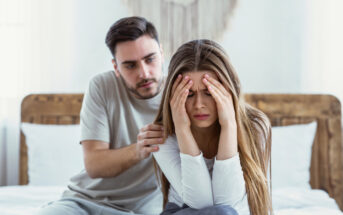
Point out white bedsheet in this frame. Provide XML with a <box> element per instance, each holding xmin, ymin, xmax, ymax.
<box><xmin>0</xmin><ymin>186</ymin><xmax>342</xmax><ymax>215</ymax></box>
<box><xmin>0</xmin><ymin>185</ymin><xmax>65</xmax><ymax>215</ymax></box>
<box><xmin>273</xmin><ymin>187</ymin><xmax>342</xmax><ymax>215</ymax></box>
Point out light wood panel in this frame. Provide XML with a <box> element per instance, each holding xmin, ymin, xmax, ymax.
<box><xmin>245</xmin><ymin>94</ymin><xmax>343</xmax><ymax>210</ymax></box>
<box><xmin>20</xmin><ymin>94</ymin><xmax>83</xmax><ymax>185</ymax></box>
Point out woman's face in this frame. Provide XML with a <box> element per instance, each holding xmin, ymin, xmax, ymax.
<box><xmin>183</xmin><ymin>70</ymin><xmax>218</xmax><ymax>128</ymax></box>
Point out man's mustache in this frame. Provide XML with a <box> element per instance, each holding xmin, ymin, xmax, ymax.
<box><xmin>136</xmin><ymin>79</ymin><xmax>156</xmax><ymax>88</ymax></box>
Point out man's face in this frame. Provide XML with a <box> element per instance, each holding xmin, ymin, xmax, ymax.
<box><xmin>112</xmin><ymin>34</ymin><xmax>164</xmax><ymax>99</ymax></box>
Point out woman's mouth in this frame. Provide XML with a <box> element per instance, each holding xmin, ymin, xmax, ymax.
<box><xmin>193</xmin><ymin>114</ymin><xmax>210</xmax><ymax>120</ymax></box>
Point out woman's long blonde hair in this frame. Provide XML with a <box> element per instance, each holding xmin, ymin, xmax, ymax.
<box><xmin>154</xmin><ymin>39</ymin><xmax>272</xmax><ymax>215</ymax></box>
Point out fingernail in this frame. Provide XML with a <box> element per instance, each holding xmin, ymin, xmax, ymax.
<box><xmin>188</xmin><ymin>80</ymin><xmax>193</xmax><ymax>84</ymax></box>
<box><xmin>178</xmin><ymin>74</ymin><xmax>182</xmax><ymax>78</ymax></box>
<box><xmin>185</xmin><ymin>76</ymin><xmax>189</xmax><ymax>80</ymax></box>
<box><xmin>205</xmin><ymin>74</ymin><xmax>209</xmax><ymax>78</ymax></box>
<box><xmin>203</xmin><ymin>78</ymin><xmax>207</xmax><ymax>82</ymax></box>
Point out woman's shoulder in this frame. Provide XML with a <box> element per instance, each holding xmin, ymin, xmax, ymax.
<box><xmin>164</xmin><ymin>134</ymin><xmax>179</xmax><ymax>147</ymax></box>
<box><xmin>165</xmin><ymin>134</ymin><xmax>177</xmax><ymax>142</ymax></box>
<box><xmin>157</xmin><ymin>134</ymin><xmax>179</xmax><ymax>152</ymax></box>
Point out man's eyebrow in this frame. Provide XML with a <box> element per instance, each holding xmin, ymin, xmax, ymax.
<box><xmin>142</xmin><ymin>52</ymin><xmax>156</xmax><ymax>60</ymax></box>
<box><xmin>121</xmin><ymin>52</ymin><xmax>157</xmax><ymax>65</ymax></box>
<box><xmin>121</xmin><ymin>60</ymin><xmax>136</xmax><ymax>65</ymax></box>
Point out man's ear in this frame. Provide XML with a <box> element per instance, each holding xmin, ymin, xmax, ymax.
<box><xmin>112</xmin><ymin>59</ymin><xmax>120</xmax><ymax>77</ymax></box>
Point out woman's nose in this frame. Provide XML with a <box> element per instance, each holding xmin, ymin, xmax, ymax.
<box><xmin>194</xmin><ymin>94</ymin><xmax>205</xmax><ymax>109</ymax></box>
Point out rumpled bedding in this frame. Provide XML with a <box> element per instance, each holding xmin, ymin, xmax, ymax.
<box><xmin>0</xmin><ymin>186</ymin><xmax>342</xmax><ymax>215</ymax></box>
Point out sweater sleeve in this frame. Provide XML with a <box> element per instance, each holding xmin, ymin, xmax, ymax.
<box><xmin>153</xmin><ymin>135</ymin><xmax>213</xmax><ymax>209</ymax></box>
<box><xmin>212</xmin><ymin>154</ymin><xmax>247</xmax><ymax>207</ymax></box>
<box><xmin>180</xmin><ymin>152</ymin><xmax>213</xmax><ymax>208</ymax></box>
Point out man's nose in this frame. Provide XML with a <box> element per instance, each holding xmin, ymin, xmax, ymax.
<box><xmin>138</xmin><ymin>63</ymin><xmax>150</xmax><ymax>79</ymax></box>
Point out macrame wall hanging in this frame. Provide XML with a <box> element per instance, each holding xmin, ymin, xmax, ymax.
<box><xmin>122</xmin><ymin>0</ymin><xmax>237</xmax><ymax>58</ymax></box>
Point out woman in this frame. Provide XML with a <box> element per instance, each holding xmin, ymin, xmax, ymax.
<box><xmin>153</xmin><ymin>39</ymin><xmax>272</xmax><ymax>215</ymax></box>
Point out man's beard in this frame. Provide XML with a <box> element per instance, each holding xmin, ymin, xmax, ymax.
<box><xmin>121</xmin><ymin>77</ymin><xmax>163</xmax><ymax>99</ymax></box>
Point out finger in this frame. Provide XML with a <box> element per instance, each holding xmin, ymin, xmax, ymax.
<box><xmin>137</xmin><ymin>130</ymin><xmax>164</xmax><ymax>140</ymax></box>
<box><xmin>171</xmin><ymin>74</ymin><xmax>182</xmax><ymax>97</ymax></box>
<box><xmin>173</xmin><ymin>75</ymin><xmax>191</xmax><ymax>100</ymax></box>
<box><xmin>140</xmin><ymin>123</ymin><xmax>164</xmax><ymax>132</ymax></box>
<box><xmin>174</xmin><ymin>80</ymin><xmax>192</xmax><ymax>108</ymax></box>
<box><xmin>171</xmin><ymin>79</ymin><xmax>192</xmax><ymax>107</ymax></box>
<box><xmin>177</xmin><ymin>86</ymin><xmax>190</xmax><ymax>108</ymax></box>
<box><xmin>204</xmin><ymin>76</ymin><xmax>234</xmax><ymax>106</ymax></box>
<box><xmin>202</xmin><ymin>77</ymin><xmax>226</xmax><ymax>100</ymax></box>
<box><xmin>206</xmin><ymin>81</ymin><xmax>224</xmax><ymax>106</ymax></box>
<box><xmin>137</xmin><ymin>138</ymin><xmax>164</xmax><ymax>146</ymax></box>
<box><xmin>204</xmin><ymin>74</ymin><xmax>230</xmax><ymax>96</ymax></box>
<box><xmin>144</xmin><ymin>145</ymin><xmax>160</xmax><ymax>154</ymax></box>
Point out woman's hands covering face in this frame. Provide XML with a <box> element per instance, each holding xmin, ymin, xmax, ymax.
<box><xmin>202</xmin><ymin>74</ymin><xmax>236</xmax><ymax>128</ymax></box>
<box><xmin>170</xmin><ymin>74</ymin><xmax>193</xmax><ymax>130</ymax></box>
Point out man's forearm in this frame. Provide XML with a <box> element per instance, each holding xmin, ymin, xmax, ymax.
<box><xmin>84</xmin><ymin>144</ymin><xmax>140</xmax><ymax>178</ymax></box>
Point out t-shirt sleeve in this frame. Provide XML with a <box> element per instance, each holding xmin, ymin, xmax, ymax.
<box><xmin>80</xmin><ymin>76</ymin><xmax>110</xmax><ymax>143</ymax></box>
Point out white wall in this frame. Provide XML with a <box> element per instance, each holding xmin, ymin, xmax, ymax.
<box><xmin>72</xmin><ymin>0</ymin><xmax>129</xmax><ymax>88</ymax></box>
<box><xmin>70</xmin><ymin>0</ymin><xmax>308</xmax><ymax>93</ymax></box>
<box><xmin>0</xmin><ymin>0</ymin><xmax>80</xmax><ymax>185</ymax></box>
<box><xmin>0</xmin><ymin>0</ymin><xmax>129</xmax><ymax>186</ymax></box>
<box><xmin>302</xmin><ymin>0</ymin><xmax>343</xmax><ymax>103</ymax></box>
<box><xmin>221</xmin><ymin>0</ymin><xmax>306</xmax><ymax>93</ymax></box>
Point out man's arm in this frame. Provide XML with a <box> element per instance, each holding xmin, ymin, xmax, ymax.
<box><xmin>82</xmin><ymin>123</ymin><xmax>163</xmax><ymax>178</ymax></box>
<box><xmin>82</xmin><ymin>140</ymin><xmax>137</xmax><ymax>178</ymax></box>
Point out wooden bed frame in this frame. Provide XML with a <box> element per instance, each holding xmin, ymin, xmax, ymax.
<box><xmin>20</xmin><ymin>93</ymin><xmax>343</xmax><ymax>210</ymax></box>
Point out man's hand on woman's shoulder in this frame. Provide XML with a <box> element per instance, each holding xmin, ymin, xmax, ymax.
<box><xmin>135</xmin><ymin>123</ymin><xmax>164</xmax><ymax>160</ymax></box>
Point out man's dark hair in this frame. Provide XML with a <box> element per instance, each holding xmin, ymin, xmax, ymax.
<box><xmin>105</xmin><ymin>16</ymin><xmax>159</xmax><ymax>58</ymax></box>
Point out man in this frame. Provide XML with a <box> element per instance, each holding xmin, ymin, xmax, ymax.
<box><xmin>37</xmin><ymin>16</ymin><xmax>165</xmax><ymax>215</ymax></box>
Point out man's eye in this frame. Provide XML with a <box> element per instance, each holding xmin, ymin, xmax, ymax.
<box><xmin>146</xmin><ymin>57</ymin><xmax>154</xmax><ymax>63</ymax></box>
<box><xmin>126</xmin><ymin>64</ymin><xmax>135</xmax><ymax>69</ymax></box>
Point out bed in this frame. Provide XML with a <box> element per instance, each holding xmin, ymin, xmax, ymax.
<box><xmin>0</xmin><ymin>93</ymin><xmax>342</xmax><ymax>215</ymax></box>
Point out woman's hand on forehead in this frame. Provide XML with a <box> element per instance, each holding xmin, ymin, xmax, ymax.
<box><xmin>202</xmin><ymin>74</ymin><xmax>236</xmax><ymax>127</ymax></box>
<box><xmin>169</xmin><ymin>74</ymin><xmax>193</xmax><ymax>130</ymax></box>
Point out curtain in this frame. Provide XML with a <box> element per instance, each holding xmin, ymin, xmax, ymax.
<box><xmin>0</xmin><ymin>0</ymin><xmax>77</xmax><ymax>185</ymax></box>
<box><xmin>302</xmin><ymin>0</ymin><xmax>343</xmax><ymax>104</ymax></box>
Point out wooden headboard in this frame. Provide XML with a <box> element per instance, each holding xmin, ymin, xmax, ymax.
<box><xmin>20</xmin><ymin>93</ymin><xmax>343</xmax><ymax>209</ymax></box>
<box><xmin>20</xmin><ymin>94</ymin><xmax>83</xmax><ymax>185</ymax></box>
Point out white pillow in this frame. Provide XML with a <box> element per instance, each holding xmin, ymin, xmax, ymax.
<box><xmin>271</xmin><ymin>121</ymin><xmax>317</xmax><ymax>190</ymax></box>
<box><xmin>21</xmin><ymin>123</ymin><xmax>84</xmax><ymax>186</ymax></box>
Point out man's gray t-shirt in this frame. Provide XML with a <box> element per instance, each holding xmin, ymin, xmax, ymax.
<box><xmin>63</xmin><ymin>71</ymin><xmax>163</xmax><ymax>214</ymax></box>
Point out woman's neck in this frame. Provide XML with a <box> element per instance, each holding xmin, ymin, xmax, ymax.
<box><xmin>191</xmin><ymin>122</ymin><xmax>220</xmax><ymax>159</ymax></box>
